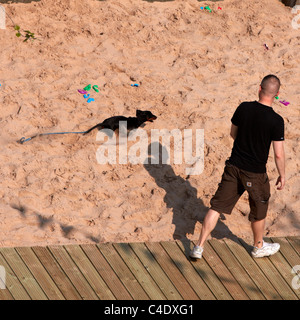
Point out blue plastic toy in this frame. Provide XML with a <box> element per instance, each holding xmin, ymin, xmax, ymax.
<box><xmin>87</xmin><ymin>98</ymin><xmax>95</xmax><ymax>103</ymax></box>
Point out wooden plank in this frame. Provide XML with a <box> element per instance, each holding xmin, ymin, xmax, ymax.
<box><xmin>0</xmin><ymin>247</ymin><xmax>47</xmax><ymax>300</ymax></box>
<box><xmin>271</xmin><ymin>237</ymin><xmax>300</xmax><ymax>268</ymax></box>
<box><xmin>48</xmin><ymin>246</ymin><xmax>98</xmax><ymax>300</ymax></box>
<box><xmin>286</xmin><ymin>237</ymin><xmax>300</xmax><ymax>257</ymax></box>
<box><xmin>0</xmin><ymin>251</ymin><xmax>30</xmax><ymax>300</ymax></box>
<box><xmin>0</xmin><ymin>287</ymin><xmax>13</xmax><ymax>300</ymax></box>
<box><xmin>224</xmin><ymin>239</ymin><xmax>282</xmax><ymax>300</ymax></box>
<box><xmin>129</xmin><ymin>242</ymin><xmax>182</xmax><ymax>300</ymax></box>
<box><xmin>266</xmin><ymin>244</ymin><xmax>300</xmax><ymax>299</ymax></box>
<box><xmin>238</xmin><ymin>238</ymin><xmax>295</xmax><ymax>300</ymax></box>
<box><xmin>161</xmin><ymin>241</ymin><xmax>216</xmax><ymax>300</ymax></box>
<box><xmin>32</xmin><ymin>246</ymin><xmax>81</xmax><ymax>300</ymax></box>
<box><xmin>239</xmin><ymin>240</ymin><xmax>298</xmax><ymax>300</ymax></box>
<box><xmin>81</xmin><ymin>244</ymin><xmax>132</xmax><ymax>300</ymax></box>
<box><xmin>16</xmin><ymin>247</ymin><xmax>65</xmax><ymax>300</ymax></box>
<box><xmin>198</xmin><ymin>240</ymin><xmax>249</xmax><ymax>300</ymax></box>
<box><xmin>113</xmin><ymin>242</ymin><xmax>166</xmax><ymax>300</ymax></box>
<box><xmin>98</xmin><ymin>243</ymin><xmax>149</xmax><ymax>300</ymax></box>
<box><xmin>145</xmin><ymin>242</ymin><xmax>199</xmax><ymax>300</ymax></box>
<box><xmin>178</xmin><ymin>240</ymin><xmax>232</xmax><ymax>300</ymax></box>
<box><xmin>0</xmin><ymin>261</ymin><xmax>14</xmax><ymax>300</ymax></box>
<box><xmin>186</xmin><ymin>240</ymin><xmax>233</xmax><ymax>300</ymax></box>
<box><xmin>64</xmin><ymin>245</ymin><xmax>115</xmax><ymax>300</ymax></box>
<box><xmin>209</xmin><ymin>239</ymin><xmax>265</xmax><ymax>300</ymax></box>
<box><xmin>1</xmin><ymin>237</ymin><xmax>299</xmax><ymax>301</ymax></box>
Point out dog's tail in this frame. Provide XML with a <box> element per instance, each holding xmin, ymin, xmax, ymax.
<box><xmin>83</xmin><ymin>123</ymin><xmax>104</xmax><ymax>135</ymax></box>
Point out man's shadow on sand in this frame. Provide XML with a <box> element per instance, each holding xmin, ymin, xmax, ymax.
<box><xmin>143</xmin><ymin>142</ymin><xmax>248</xmax><ymax>256</ymax></box>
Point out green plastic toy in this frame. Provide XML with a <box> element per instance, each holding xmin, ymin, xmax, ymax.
<box><xmin>205</xmin><ymin>6</ymin><xmax>212</xmax><ymax>12</ymax></box>
<box><xmin>83</xmin><ymin>84</ymin><xmax>92</xmax><ymax>91</ymax></box>
<box><xmin>93</xmin><ymin>85</ymin><xmax>99</xmax><ymax>92</ymax></box>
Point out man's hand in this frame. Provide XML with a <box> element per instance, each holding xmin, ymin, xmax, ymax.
<box><xmin>275</xmin><ymin>176</ymin><xmax>285</xmax><ymax>190</ymax></box>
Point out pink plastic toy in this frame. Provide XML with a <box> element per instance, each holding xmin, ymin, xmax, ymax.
<box><xmin>279</xmin><ymin>100</ymin><xmax>290</xmax><ymax>106</ymax></box>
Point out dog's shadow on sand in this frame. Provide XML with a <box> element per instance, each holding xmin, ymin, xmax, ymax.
<box><xmin>143</xmin><ymin>142</ymin><xmax>247</xmax><ymax>257</ymax></box>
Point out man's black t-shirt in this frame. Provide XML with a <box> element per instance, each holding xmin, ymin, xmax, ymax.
<box><xmin>229</xmin><ymin>101</ymin><xmax>284</xmax><ymax>173</ymax></box>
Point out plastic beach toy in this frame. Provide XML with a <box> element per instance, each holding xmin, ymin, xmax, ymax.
<box><xmin>78</xmin><ymin>89</ymin><xmax>87</xmax><ymax>94</ymax></box>
<box><xmin>276</xmin><ymin>96</ymin><xmax>290</xmax><ymax>106</ymax></box>
<box><xmin>131</xmin><ymin>83</ymin><xmax>139</xmax><ymax>87</ymax></box>
<box><xmin>279</xmin><ymin>100</ymin><xmax>290</xmax><ymax>106</ymax></box>
<box><xmin>83</xmin><ymin>94</ymin><xmax>90</xmax><ymax>98</ymax></box>
<box><xmin>87</xmin><ymin>98</ymin><xmax>95</xmax><ymax>103</ymax></box>
<box><xmin>200</xmin><ymin>7</ymin><xmax>204</xmax><ymax>9</ymax></box>
<box><xmin>93</xmin><ymin>85</ymin><xmax>99</xmax><ymax>92</ymax></box>
<box><xmin>205</xmin><ymin>6</ymin><xmax>212</xmax><ymax>12</ymax></box>
<box><xmin>83</xmin><ymin>84</ymin><xmax>92</xmax><ymax>91</ymax></box>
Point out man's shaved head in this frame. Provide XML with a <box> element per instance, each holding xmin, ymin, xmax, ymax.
<box><xmin>260</xmin><ymin>75</ymin><xmax>281</xmax><ymax>97</ymax></box>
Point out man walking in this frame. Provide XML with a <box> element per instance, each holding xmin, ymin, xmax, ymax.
<box><xmin>190</xmin><ymin>75</ymin><xmax>285</xmax><ymax>259</ymax></box>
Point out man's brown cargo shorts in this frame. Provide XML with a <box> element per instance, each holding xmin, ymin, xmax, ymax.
<box><xmin>210</xmin><ymin>160</ymin><xmax>271</xmax><ymax>221</ymax></box>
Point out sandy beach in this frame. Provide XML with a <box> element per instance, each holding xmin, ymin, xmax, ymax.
<box><xmin>0</xmin><ymin>0</ymin><xmax>299</xmax><ymax>247</ymax></box>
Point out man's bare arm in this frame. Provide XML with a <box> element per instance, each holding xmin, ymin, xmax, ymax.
<box><xmin>272</xmin><ymin>140</ymin><xmax>285</xmax><ymax>190</ymax></box>
<box><xmin>230</xmin><ymin>124</ymin><xmax>238</xmax><ymax>140</ymax></box>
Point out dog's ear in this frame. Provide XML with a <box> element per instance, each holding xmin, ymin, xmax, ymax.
<box><xmin>136</xmin><ymin>110</ymin><xmax>142</xmax><ymax>116</ymax></box>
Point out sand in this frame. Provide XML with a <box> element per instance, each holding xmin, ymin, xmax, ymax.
<box><xmin>0</xmin><ymin>0</ymin><xmax>299</xmax><ymax>247</ymax></box>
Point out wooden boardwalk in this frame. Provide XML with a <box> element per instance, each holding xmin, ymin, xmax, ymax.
<box><xmin>0</xmin><ymin>237</ymin><xmax>299</xmax><ymax>300</ymax></box>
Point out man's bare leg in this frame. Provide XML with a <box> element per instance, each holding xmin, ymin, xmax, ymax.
<box><xmin>195</xmin><ymin>209</ymin><xmax>220</xmax><ymax>247</ymax></box>
<box><xmin>251</xmin><ymin>218</ymin><xmax>265</xmax><ymax>248</ymax></box>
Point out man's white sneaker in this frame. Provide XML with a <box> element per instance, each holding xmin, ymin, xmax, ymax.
<box><xmin>189</xmin><ymin>246</ymin><xmax>203</xmax><ymax>259</ymax></box>
<box><xmin>251</xmin><ymin>241</ymin><xmax>280</xmax><ymax>258</ymax></box>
